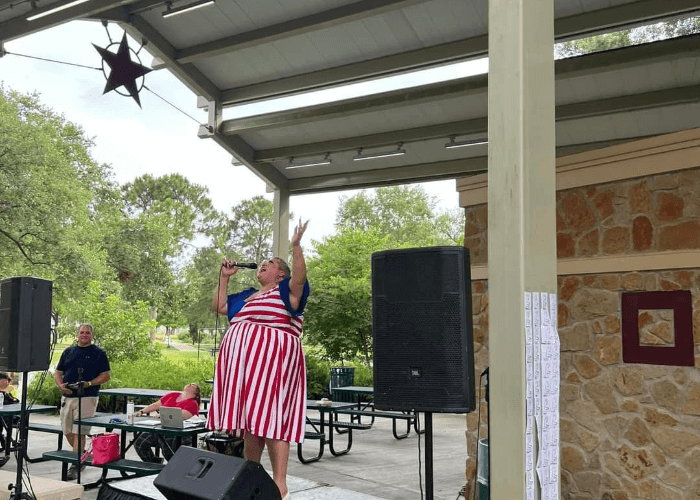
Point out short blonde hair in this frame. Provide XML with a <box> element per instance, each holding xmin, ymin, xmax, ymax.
<box><xmin>77</xmin><ymin>324</ymin><xmax>94</xmax><ymax>334</ymax></box>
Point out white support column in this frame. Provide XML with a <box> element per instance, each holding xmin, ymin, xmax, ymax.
<box><xmin>488</xmin><ymin>0</ymin><xmax>557</xmax><ymax>499</ymax></box>
<box><xmin>272</xmin><ymin>188</ymin><xmax>290</xmax><ymax>261</ymax></box>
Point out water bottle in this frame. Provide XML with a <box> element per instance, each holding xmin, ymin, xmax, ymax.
<box><xmin>126</xmin><ymin>400</ymin><xmax>134</xmax><ymax>425</ymax></box>
<box><xmin>0</xmin><ymin>392</ymin><xmax>4</xmax><ymax>409</ymax></box>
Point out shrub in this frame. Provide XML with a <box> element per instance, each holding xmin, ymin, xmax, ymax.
<box><xmin>27</xmin><ymin>357</ymin><xmax>216</xmax><ymax>409</ymax></box>
<box><xmin>305</xmin><ymin>353</ymin><xmax>331</xmax><ymax>398</ymax></box>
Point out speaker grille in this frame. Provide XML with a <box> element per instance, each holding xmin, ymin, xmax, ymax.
<box><xmin>0</xmin><ymin>277</ymin><xmax>52</xmax><ymax>372</ymax></box>
<box><xmin>372</xmin><ymin>247</ymin><xmax>475</xmax><ymax>413</ymax></box>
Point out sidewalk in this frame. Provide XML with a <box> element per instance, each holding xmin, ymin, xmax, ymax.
<box><xmin>1</xmin><ymin>410</ymin><xmax>467</xmax><ymax>500</ymax></box>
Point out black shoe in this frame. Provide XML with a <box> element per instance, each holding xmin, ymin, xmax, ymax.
<box><xmin>66</xmin><ymin>463</ymin><xmax>86</xmax><ymax>480</ymax></box>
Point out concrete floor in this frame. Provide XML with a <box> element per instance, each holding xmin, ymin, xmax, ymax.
<box><xmin>0</xmin><ymin>410</ymin><xmax>468</xmax><ymax>500</ymax></box>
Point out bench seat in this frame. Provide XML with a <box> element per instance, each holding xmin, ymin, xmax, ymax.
<box><xmin>42</xmin><ymin>449</ymin><xmax>164</xmax><ymax>486</ymax></box>
<box><xmin>307</xmin><ymin>418</ymin><xmax>371</xmax><ymax>431</ymax></box>
<box><xmin>334</xmin><ymin>409</ymin><xmax>420</xmax><ymax>439</ymax></box>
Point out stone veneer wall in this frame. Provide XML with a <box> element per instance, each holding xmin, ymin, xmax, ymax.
<box><xmin>558</xmin><ymin>270</ymin><xmax>700</xmax><ymax>500</ymax></box>
<box><xmin>461</xmin><ymin>166</ymin><xmax>700</xmax><ymax>500</ymax></box>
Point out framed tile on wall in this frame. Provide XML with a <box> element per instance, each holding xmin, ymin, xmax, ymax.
<box><xmin>621</xmin><ymin>290</ymin><xmax>694</xmax><ymax>366</ymax></box>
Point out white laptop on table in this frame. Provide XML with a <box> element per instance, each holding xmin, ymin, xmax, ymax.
<box><xmin>159</xmin><ymin>407</ymin><xmax>201</xmax><ymax>428</ymax></box>
<box><xmin>159</xmin><ymin>407</ymin><xmax>184</xmax><ymax>428</ymax></box>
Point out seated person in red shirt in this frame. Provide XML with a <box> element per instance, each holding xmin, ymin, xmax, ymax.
<box><xmin>133</xmin><ymin>383</ymin><xmax>201</xmax><ymax>463</ymax></box>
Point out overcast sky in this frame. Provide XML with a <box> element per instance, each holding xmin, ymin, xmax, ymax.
<box><xmin>0</xmin><ymin>20</ymin><xmax>474</xmax><ymax>244</ymax></box>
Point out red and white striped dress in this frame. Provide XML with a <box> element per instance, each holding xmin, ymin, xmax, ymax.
<box><xmin>206</xmin><ymin>285</ymin><xmax>307</xmax><ymax>443</ymax></box>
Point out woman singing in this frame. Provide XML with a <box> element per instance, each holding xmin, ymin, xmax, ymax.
<box><xmin>207</xmin><ymin>219</ymin><xmax>310</xmax><ymax>500</ymax></box>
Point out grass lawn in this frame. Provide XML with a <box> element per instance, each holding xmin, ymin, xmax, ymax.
<box><xmin>51</xmin><ymin>342</ymin><xmax>216</xmax><ymax>365</ymax></box>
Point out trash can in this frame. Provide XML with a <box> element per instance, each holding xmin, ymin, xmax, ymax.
<box><xmin>329</xmin><ymin>367</ymin><xmax>355</xmax><ymax>402</ymax></box>
<box><xmin>477</xmin><ymin>439</ymin><xmax>489</xmax><ymax>500</ymax></box>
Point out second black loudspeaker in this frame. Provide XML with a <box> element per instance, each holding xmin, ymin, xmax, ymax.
<box><xmin>372</xmin><ymin>246</ymin><xmax>475</xmax><ymax>413</ymax></box>
<box><xmin>154</xmin><ymin>447</ymin><xmax>281</xmax><ymax>500</ymax></box>
<box><xmin>0</xmin><ymin>277</ymin><xmax>52</xmax><ymax>372</ymax></box>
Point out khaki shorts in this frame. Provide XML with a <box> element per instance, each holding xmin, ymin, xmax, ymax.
<box><xmin>60</xmin><ymin>396</ymin><xmax>99</xmax><ymax>435</ymax></box>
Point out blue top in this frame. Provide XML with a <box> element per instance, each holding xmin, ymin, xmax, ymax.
<box><xmin>227</xmin><ymin>278</ymin><xmax>310</xmax><ymax>321</ymax></box>
<box><xmin>56</xmin><ymin>344</ymin><xmax>111</xmax><ymax>398</ymax></box>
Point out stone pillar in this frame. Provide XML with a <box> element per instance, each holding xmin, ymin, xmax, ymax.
<box><xmin>272</xmin><ymin>188</ymin><xmax>290</xmax><ymax>260</ymax></box>
<box><xmin>488</xmin><ymin>0</ymin><xmax>557</xmax><ymax>499</ymax></box>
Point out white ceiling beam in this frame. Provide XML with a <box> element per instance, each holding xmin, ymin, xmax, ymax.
<box><xmin>251</xmin><ymin>82</ymin><xmax>700</xmax><ymax>165</ymax></box>
<box><xmin>556</xmin><ymin>84</ymin><xmax>700</xmax><ymax>121</ymax></box>
<box><xmin>210</xmin><ymin>0</ymin><xmax>700</xmax><ymax>105</ymax></box>
<box><xmin>221</xmin><ymin>75</ymin><xmax>488</xmax><ymax>134</ymax></box>
<box><xmin>208</xmin><ymin>132</ymin><xmax>288</xmax><ymax>191</ymax></box>
<box><xmin>286</xmin><ymin>157</ymin><xmax>488</xmax><ymax>195</ymax></box>
<box><xmin>0</xmin><ymin>0</ymin><xmax>136</xmax><ymax>43</ymax></box>
<box><xmin>175</xmin><ymin>0</ymin><xmax>422</xmax><ymax>65</ymax></box>
<box><xmin>222</xmin><ymin>36</ymin><xmax>700</xmax><ymax>135</ymax></box>
<box><xmin>256</xmin><ymin>118</ymin><xmax>488</xmax><ymax>162</ymax></box>
<box><xmin>281</xmin><ymin>134</ymin><xmax>664</xmax><ymax>195</ymax></box>
<box><xmin>554</xmin><ymin>0</ymin><xmax>700</xmax><ymax>42</ymax></box>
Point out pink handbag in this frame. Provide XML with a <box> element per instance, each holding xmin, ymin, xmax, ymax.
<box><xmin>81</xmin><ymin>432</ymin><xmax>120</xmax><ymax>465</ymax></box>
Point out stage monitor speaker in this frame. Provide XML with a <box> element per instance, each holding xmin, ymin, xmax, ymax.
<box><xmin>154</xmin><ymin>447</ymin><xmax>281</xmax><ymax>500</ymax></box>
<box><xmin>372</xmin><ymin>246</ymin><xmax>475</xmax><ymax>413</ymax></box>
<box><xmin>0</xmin><ymin>277</ymin><xmax>52</xmax><ymax>372</ymax></box>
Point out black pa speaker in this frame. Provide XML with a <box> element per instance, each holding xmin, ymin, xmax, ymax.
<box><xmin>154</xmin><ymin>447</ymin><xmax>281</xmax><ymax>500</ymax></box>
<box><xmin>0</xmin><ymin>277</ymin><xmax>52</xmax><ymax>372</ymax></box>
<box><xmin>372</xmin><ymin>246</ymin><xmax>475</xmax><ymax>413</ymax></box>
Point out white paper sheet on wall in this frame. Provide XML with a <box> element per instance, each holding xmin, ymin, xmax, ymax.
<box><xmin>523</xmin><ymin>290</ymin><xmax>560</xmax><ymax>500</ymax></box>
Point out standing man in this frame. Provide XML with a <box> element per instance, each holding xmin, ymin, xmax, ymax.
<box><xmin>55</xmin><ymin>324</ymin><xmax>111</xmax><ymax>480</ymax></box>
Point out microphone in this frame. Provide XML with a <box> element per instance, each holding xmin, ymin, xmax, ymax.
<box><xmin>225</xmin><ymin>262</ymin><xmax>258</xmax><ymax>269</ymax></box>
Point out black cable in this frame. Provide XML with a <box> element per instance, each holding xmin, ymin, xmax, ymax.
<box><xmin>4</xmin><ymin>51</ymin><xmax>102</xmax><ymax>70</ymax></box>
<box><xmin>472</xmin><ymin>369</ymin><xmax>488</xmax><ymax>500</ymax></box>
<box><xmin>143</xmin><ymin>85</ymin><xmax>203</xmax><ymax>126</ymax></box>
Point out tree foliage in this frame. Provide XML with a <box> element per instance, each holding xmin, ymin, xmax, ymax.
<box><xmin>61</xmin><ymin>281</ymin><xmax>159</xmax><ymax>363</ymax></box>
<box><xmin>226</xmin><ymin>195</ymin><xmax>274</xmax><ymax>265</ymax></box>
<box><xmin>555</xmin><ymin>17</ymin><xmax>700</xmax><ymax>58</ymax></box>
<box><xmin>305</xmin><ymin>186</ymin><xmax>464</xmax><ymax>363</ymax></box>
<box><xmin>0</xmin><ymin>87</ymin><xmax>115</xmax><ymax>311</ymax></box>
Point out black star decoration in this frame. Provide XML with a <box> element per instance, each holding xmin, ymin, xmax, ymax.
<box><xmin>93</xmin><ymin>33</ymin><xmax>152</xmax><ymax>108</ymax></box>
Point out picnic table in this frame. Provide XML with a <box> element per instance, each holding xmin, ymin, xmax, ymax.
<box><xmin>0</xmin><ymin>404</ymin><xmax>56</xmax><ymax>466</ymax></box>
<box><xmin>297</xmin><ymin>400</ymin><xmax>370</xmax><ymax>464</ymax></box>
<box><xmin>332</xmin><ymin>386</ymin><xmax>423</xmax><ymax>439</ymax></box>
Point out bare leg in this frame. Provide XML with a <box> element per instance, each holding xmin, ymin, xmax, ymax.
<box><xmin>243</xmin><ymin>434</ymin><xmax>265</xmax><ymax>462</ymax></box>
<box><xmin>265</xmin><ymin>438</ymin><xmax>290</xmax><ymax>498</ymax></box>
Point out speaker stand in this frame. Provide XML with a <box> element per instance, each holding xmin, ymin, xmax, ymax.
<box><xmin>424</xmin><ymin>412</ymin><xmax>434</xmax><ymax>500</ymax></box>
<box><xmin>9</xmin><ymin>371</ymin><xmax>31</xmax><ymax>500</ymax></box>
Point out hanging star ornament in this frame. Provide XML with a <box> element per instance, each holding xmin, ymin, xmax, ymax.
<box><xmin>93</xmin><ymin>33</ymin><xmax>152</xmax><ymax>107</ymax></box>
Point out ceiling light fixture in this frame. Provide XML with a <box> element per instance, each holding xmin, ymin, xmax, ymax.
<box><xmin>445</xmin><ymin>136</ymin><xmax>488</xmax><ymax>149</ymax></box>
<box><xmin>353</xmin><ymin>143</ymin><xmax>405</xmax><ymax>161</ymax></box>
<box><xmin>286</xmin><ymin>154</ymin><xmax>331</xmax><ymax>169</ymax></box>
<box><xmin>162</xmin><ymin>0</ymin><xmax>215</xmax><ymax>18</ymax></box>
<box><xmin>27</xmin><ymin>0</ymin><xmax>90</xmax><ymax>21</ymax></box>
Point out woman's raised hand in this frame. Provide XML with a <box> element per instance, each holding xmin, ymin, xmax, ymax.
<box><xmin>292</xmin><ymin>218</ymin><xmax>309</xmax><ymax>247</ymax></box>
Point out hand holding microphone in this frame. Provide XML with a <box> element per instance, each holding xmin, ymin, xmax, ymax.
<box><xmin>221</xmin><ymin>259</ymin><xmax>258</xmax><ymax>276</ymax></box>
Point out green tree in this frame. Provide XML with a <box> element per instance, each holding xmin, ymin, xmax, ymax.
<box><xmin>304</xmin><ymin>227</ymin><xmax>389</xmax><ymax>364</ymax></box>
<box><xmin>555</xmin><ymin>17</ymin><xmax>700</xmax><ymax>58</ymax></box>
<box><xmin>226</xmin><ymin>195</ymin><xmax>274</xmax><ymax>265</ymax></box>
<box><xmin>305</xmin><ymin>186</ymin><xmax>462</xmax><ymax>363</ymax></box>
<box><xmin>337</xmin><ymin>186</ymin><xmax>462</xmax><ymax>245</ymax></box>
<box><xmin>110</xmin><ymin>174</ymin><xmax>224</xmax><ymax>310</ymax></box>
<box><xmin>63</xmin><ymin>281</ymin><xmax>159</xmax><ymax>363</ymax></box>
<box><xmin>0</xmin><ymin>87</ymin><xmax>115</xmax><ymax>311</ymax></box>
